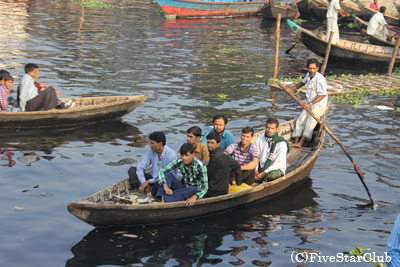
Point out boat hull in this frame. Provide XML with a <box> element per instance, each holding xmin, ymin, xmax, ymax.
<box><xmin>0</xmin><ymin>94</ymin><xmax>147</xmax><ymax>128</ymax></box>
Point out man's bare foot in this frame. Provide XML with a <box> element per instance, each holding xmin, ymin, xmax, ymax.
<box><xmin>161</xmin><ymin>196</ymin><xmax>165</xmax><ymax>203</ymax></box>
<box><xmin>291</xmin><ymin>143</ymin><xmax>302</xmax><ymax>148</ymax></box>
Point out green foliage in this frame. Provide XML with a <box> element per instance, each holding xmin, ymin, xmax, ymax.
<box><xmin>74</xmin><ymin>0</ymin><xmax>119</xmax><ymax>9</ymax></box>
<box><xmin>393</xmin><ymin>68</ymin><xmax>400</xmax><ymax>75</ymax></box>
<box><xmin>293</xmin><ymin>18</ymin><xmax>306</xmax><ymax>24</ymax></box>
<box><xmin>217</xmin><ymin>94</ymin><xmax>228</xmax><ymax>101</ymax></box>
<box><xmin>334</xmin><ymin>93</ymin><xmax>364</xmax><ymax>105</ymax></box>
<box><xmin>346</xmin><ymin>22</ymin><xmax>357</xmax><ymax>29</ymax></box>
<box><xmin>200</xmin><ymin>101</ymin><xmax>209</xmax><ymax>104</ymax></box>
<box><xmin>343</xmin><ymin>247</ymin><xmax>386</xmax><ymax>267</ymax></box>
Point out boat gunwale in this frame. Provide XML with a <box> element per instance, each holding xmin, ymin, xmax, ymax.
<box><xmin>172</xmin><ymin>0</ymin><xmax>267</xmax><ymax>5</ymax></box>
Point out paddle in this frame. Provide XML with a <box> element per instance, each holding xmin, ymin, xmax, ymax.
<box><xmin>277</xmin><ymin>81</ymin><xmax>375</xmax><ymax>207</ymax></box>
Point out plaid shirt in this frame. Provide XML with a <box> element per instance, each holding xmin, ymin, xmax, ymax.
<box><xmin>225</xmin><ymin>141</ymin><xmax>259</xmax><ymax>166</ymax></box>
<box><xmin>0</xmin><ymin>84</ymin><xmax>10</xmax><ymax>110</ymax></box>
<box><xmin>159</xmin><ymin>157</ymin><xmax>208</xmax><ymax>199</ymax></box>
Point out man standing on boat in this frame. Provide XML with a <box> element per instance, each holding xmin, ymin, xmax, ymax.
<box><xmin>326</xmin><ymin>0</ymin><xmax>350</xmax><ymax>45</ymax></box>
<box><xmin>128</xmin><ymin>131</ymin><xmax>177</xmax><ymax>196</ymax></box>
<box><xmin>157</xmin><ymin>143</ymin><xmax>208</xmax><ymax>207</ymax></box>
<box><xmin>254</xmin><ymin>118</ymin><xmax>288</xmax><ymax>183</ymax></box>
<box><xmin>206</xmin><ymin>132</ymin><xmax>242</xmax><ymax>197</ymax></box>
<box><xmin>201</xmin><ymin>114</ymin><xmax>235</xmax><ymax>151</ymax></box>
<box><xmin>225</xmin><ymin>126</ymin><xmax>259</xmax><ymax>185</ymax></box>
<box><xmin>367</xmin><ymin>7</ymin><xmax>400</xmax><ymax>41</ymax></box>
<box><xmin>187</xmin><ymin>126</ymin><xmax>210</xmax><ymax>165</ymax></box>
<box><xmin>285</xmin><ymin>58</ymin><xmax>328</xmax><ymax>148</ymax></box>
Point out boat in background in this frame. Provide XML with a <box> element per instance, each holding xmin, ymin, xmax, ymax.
<box><xmin>287</xmin><ymin>19</ymin><xmax>400</xmax><ymax>65</ymax></box>
<box><xmin>155</xmin><ymin>0</ymin><xmax>295</xmax><ymax>18</ymax></box>
<box><xmin>68</xmin><ymin>116</ymin><xmax>327</xmax><ymax>227</ymax></box>
<box><xmin>261</xmin><ymin>0</ymin><xmax>298</xmax><ymax>19</ymax></box>
<box><xmin>356</xmin><ymin>0</ymin><xmax>400</xmax><ymax>25</ymax></box>
<box><xmin>0</xmin><ymin>94</ymin><xmax>147</xmax><ymax>128</ymax></box>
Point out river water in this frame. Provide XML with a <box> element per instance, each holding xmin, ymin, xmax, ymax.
<box><xmin>1</xmin><ymin>0</ymin><xmax>399</xmax><ymax>266</ymax></box>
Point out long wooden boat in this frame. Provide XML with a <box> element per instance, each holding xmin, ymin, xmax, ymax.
<box><xmin>0</xmin><ymin>94</ymin><xmax>147</xmax><ymax>128</ymax></box>
<box><xmin>296</xmin><ymin>0</ymin><xmax>312</xmax><ymax>16</ymax></box>
<box><xmin>287</xmin><ymin>19</ymin><xmax>400</xmax><ymax>65</ymax></box>
<box><xmin>353</xmin><ymin>15</ymin><xmax>397</xmax><ymax>47</ymax></box>
<box><xmin>68</xmin><ymin>117</ymin><xmax>327</xmax><ymax>227</ymax></box>
<box><xmin>356</xmin><ymin>0</ymin><xmax>400</xmax><ymax>25</ymax></box>
<box><xmin>261</xmin><ymin>0</ymin><xmax>298</xmax><ymax>19</ymax></box>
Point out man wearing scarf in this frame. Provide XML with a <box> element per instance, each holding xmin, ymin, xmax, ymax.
<box><xmin>254</xmin><ymin>118</ymin><xmax>288</xmax><ymax>182</ymax></box>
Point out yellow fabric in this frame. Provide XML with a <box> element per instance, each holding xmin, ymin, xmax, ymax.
<box><xmin>228</xmin><ymin>183</ymin><xmax>252</xmax><ymax>194</ymax></box>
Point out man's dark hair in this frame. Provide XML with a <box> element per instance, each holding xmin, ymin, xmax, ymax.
<box><xmin>242</xmin><ymin>126</ymin><xmax>254</xmax><ymax>136</ymax></box>
<box><xmin>24</xmin><ymin>63</ymin><xmax>39</xmax><ymax>74</ymax></box>
<box><xmin>187</xmin><ymin>126</ymin><xmax>202</xmax><ymax>137</ymax></box>
<box><xmin>0</xmin><ymin>69</ymin><xmax>10</xmax><ymax>80</ymax></box>
<box><xmin>149</xmin><ymin>131</ymin><xmax>166</xmax><ymax>146</ymax></box>
<box><xmin>266</xmin><ymin>118</ymin><xmax>279</xmax><ymax>128</ymax></box>
<box><xmin>212</xmin><ymin>114</ymin><xmax>228</xmax><ymax>125</ymax></box>
<box><xmin>206</xmin><ymin>132</ymin><xmax>221</xmax><ymax>143</ymax></box>
<box><xmin>180</xmin><ymin>143</ymin><xmax>194</xmax><ymax>155</ymax></box>
<box><xmin>306</xmin><ymin>58</ymin><xmax>320</xmax><ymax>68</ymax></box>
<box><xmin>380</xmin><ymin>6</ymin><xmax>386</xmax><ymax>13</ymax></box>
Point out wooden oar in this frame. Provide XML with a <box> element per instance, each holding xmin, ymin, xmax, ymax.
<box><xmin>277</xmin><ymin>81</ymin><xmax>375</xmax><ymax>207</ymax></box>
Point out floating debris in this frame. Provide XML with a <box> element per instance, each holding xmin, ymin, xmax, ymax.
<box><xmin>14</xmin><ymin>206</ymin><xmax>25</xmax><ymax>212</ymax></box>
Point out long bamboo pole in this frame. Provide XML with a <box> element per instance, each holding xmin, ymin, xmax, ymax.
<box><xmin>277</xmin><ymin>81</ymin><xmax>375</xmax><ymax>206</ymax></box>
<box><xmin>272</xmin><ymin>14</ymin><xmax>282</xmax><ymax>82</ymax></box>
<box><xmin>388</xmin><ymin>33</ymin><xmax>400</xmax><ymax>75</ymax></box>
<box><xmin>320</xmin><ymin>31</ymin><xmax>334</xmax><ymax>76</ymax></box>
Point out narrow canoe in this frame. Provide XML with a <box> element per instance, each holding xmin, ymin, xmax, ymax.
<box><xmin>287</xmin><ymin>19</ymin><xmax>400</xmax><ymax>65</ymax></box>
<box><xmin>0</xmin><ymin>94</ymin><xmax>147</xmax><ymax>128</ymax></box>
<box><xmin>261</xmin><ymin>0</ymin><xmax>298</xmax><ymax>19</ymax></box>
<box><xmin>68</xmin><ymin>117</ymin><xmax>326</xmax><ymax>227</ymax></box>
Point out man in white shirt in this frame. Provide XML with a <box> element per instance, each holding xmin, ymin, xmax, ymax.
<box><xmin>285</xmin><ymin>58</ymin><xmax>328</xmax><ymax>148</ymax></box>
<box><xmin>367</xmin><ymin>6</ymin><xmax>399</xmax><ymax>41</ymax></box>
<box><xmin>326</xmin><ymin>0</ymin><xmax>349</xmax><ymax>45</ymax></box>
<box><xmin>254</xmin><ymin>118</ymin><xmax>288</xmax><ymax>183</ymax></box>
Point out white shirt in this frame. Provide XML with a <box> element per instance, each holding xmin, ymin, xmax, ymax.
<box><xmin>302</xmin><ymin>72</ymin><xmax>328</xmax><ymax>110</ymax></box>
<box><xmin>19</xmin><ymin>74</ymin><xmax>38</xmax><ymax>112</ymax></box>
<box><xmin>327</xmin><ymin>0</ymin><xmax>341</xmax><ymax>20</ymax></box>
<box><xmin>367</xmin><ymin>12</ymin><xmax>387</xmax><ymax>37</ymax></box>
<box><xmin>254</xmin><ymin>134</ymin><xmax>287</xmax><ymax>174</ymax></box>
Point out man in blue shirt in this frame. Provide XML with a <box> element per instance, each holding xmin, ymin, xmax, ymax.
<box><xmin>386</xmin><ymin>214</ymin><xmax>400</xmax><ymax>267</ymax></box>
<box><xmin>201</xmin><ymin>114</ymin><xmax>235</xmax><ymax>151</ymax></box>
<box><xmin>128</xmin><ymin>131</ymin><xmax>177</xmax><ymax>196</ymax></box>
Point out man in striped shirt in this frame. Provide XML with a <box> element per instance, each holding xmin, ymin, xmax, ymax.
<box><xmin>157</xmin><ymin>143</ymin><xmax>208</xmax><ymax>207</ymax></box>
<box><xmin>225</xmin><ymin>127</ymin><xmax>259</xmax><ymax>185</ymax></box>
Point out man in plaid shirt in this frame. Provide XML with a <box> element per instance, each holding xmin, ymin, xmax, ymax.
<box><xmin>157</xmin><ymin>143</ymin><xmax>208</xmax><ymax>207</ymax></box>
<box><xmin>225</xmin><ymin>127</ymin><xmax>259</xmax><ymax>185</ymax></box>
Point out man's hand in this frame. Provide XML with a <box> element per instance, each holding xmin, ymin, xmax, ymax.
<box><xmin>138</xmin><ymin>181</ymin><xmax>150</xmax><ymax>193</ymax></box>
<box><xmin>186</xmin><ymin>195</ymin><xmax>197</xmax><ymax>207</ymax></box>
<box><xmin>255</xmin><ymin>171</ymin><xmax>266</xmax><ymax>181</ymax></box>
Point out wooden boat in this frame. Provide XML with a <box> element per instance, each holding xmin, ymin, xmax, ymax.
<box><xmin>0</xmin><ymin>94</ymin><xmax>147</xmax><ymax>128</ymax></box>
<box><xmin>287</xmin><ymin>19</ymin><xmax>400</xmax><ymax>65</ymax></box>
<box><xmin>310</xmin><ymin>0</ymin><xmax>327</xmax><ymax>19</ymax></box>
<box><xmin>357</xmin><ymin>0</ymin><xmax>400</xmax><ymax>25</ymax></box>
<box><xmin>296</xmin><ymin>0</ymin><xmax>312</xmax><ymax>16</ymax></box>
<box><xmin>340</xmin><ymin>1</ymin><xmax>363</xmax><ymax>18</ymax></box>
<box><xmin>261</xmin><ymin>0</ymin><xmax>298</xmax><ymax>19</ymax></box>
<box><xmin>353</xmin><ymin>15</ymin><xmax>397</xmax><ymax>47</ymax></box>
<box><xmin>68</xmin><ymin>117</ymin><xmax>327</xmax><ymax>227</ymax></box>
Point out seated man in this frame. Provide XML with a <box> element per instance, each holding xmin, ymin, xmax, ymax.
<box><xmin>187</xmin><ymin>126</ymin><xmax>210</xmax><ymax>165</ymax></box>
<box><xmin>225</xmin><ymin>126</ymin><xmax>259</xmax><ymax>185</ymax></box>
<box><xmin>18</xmin><ymin>63</ymin><xmax>67</xmax><ymax>112</ymax></box>
<box><xmin>0</xmin><ymin>72</ymin><xmax>11</xmax><ymax>112</ymax></box>
<box><xmin>128</xmin><ymin>131</ymin><xmax>177</xmax><ymax>196</ymax></box>
<box><xmin>367</xmin><ymin>7</ymin><xmax>399</xmax><ymax>41</ymax></box>
<box><xmin>206</xmin><ymin>132</ymin><xmax>242</xmax><ymax>197</ymax></box>
<box><xmin>254</xmin><ymin>118</ymin><xmax>288</xmax><ymax>182</ymax></box>
<box><xmin>201</xmin><ymin>114</ymin><xmax>235</xmax><ymax>151</ymax></box>
<box><xmin>285</xmin><ymin>58</ymin><xmax>328</xmax><ymax>148</ymax></box>
<box><xmin>157</xmin><ymin>143</ymin><xmax>208</xmax><ymax>207</ymax></box>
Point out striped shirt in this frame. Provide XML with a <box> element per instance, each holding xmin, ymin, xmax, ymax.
<box><xmin>225</xmin><ymin>141</ymin><xmax>259</xmax><ymax>166</ymax></box>
<box><xmin>386</xmin><ymin>214</ymin><xmax>400</xmax><ymax>267</ymax></box>
<box><xmin>0</xmin><ymin>84</ymin><xmax>10</xmax><ymax>111</ymax></box>
<box><xmin>159</xmin><ymin>157</ymin><xmax>208</xmax><ymax>199</ymax></box>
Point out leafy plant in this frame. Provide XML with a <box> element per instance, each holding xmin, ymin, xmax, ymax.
<box><xmin>74</xmin><ymin>0</ymin><xmax>119</xmax><ymax>9</ymax></box>
<box><xmin>217</xmin><ymin>94</ymin><xmax>228</xmax><ymax>101</ymax></box>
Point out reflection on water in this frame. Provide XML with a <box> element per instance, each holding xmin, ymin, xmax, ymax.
<box><xmin>66</xmin><ymin>179</ymin><xmax>319</xmax><ymax>266</ymax></box>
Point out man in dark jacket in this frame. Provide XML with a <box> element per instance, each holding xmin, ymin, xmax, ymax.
<box><xmin>205</xmin><ymin>132</ymin><xmax>242</xmax><ymax>197</ymax></box>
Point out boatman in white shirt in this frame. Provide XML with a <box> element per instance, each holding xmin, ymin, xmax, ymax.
<box><xmin>367</xmin><ymin>6</ymin><xmax>400</xmax><ymax>41</ymax></box>
<box><xmin>285</xmin><ymin>58</ymin><xmax>328</xmax><ymax>148</ymax></box>
<box><xmin>254</xmin><ymin>118</ymin><xmax>288</xmax><ymax>183</ymax></box>
<box><xmin>326</xmin><ymin>0</ymin><xmax>349</xmax><ymax>45</ymax></box>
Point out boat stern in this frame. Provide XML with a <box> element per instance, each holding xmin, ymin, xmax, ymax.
<box><xmin>287</xmin><ymin>19</ymin><xmax>300</xmax><ymax>34</ymax></box>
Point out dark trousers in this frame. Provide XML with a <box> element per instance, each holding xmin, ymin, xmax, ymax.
<box><xmin>128</xmin><ymin>166</ymin><xmax>159</xmax><ymax>196</ymax></box>
<box><xmin>156</xmin><ymin>173</ymin><xmax>198</xmax><ymax>203</ymax></box>
<box><xmin>230</xmin><ymin>169</ymin><xmax>255</xmax><ymax>185</ymax></box>
<box><xmin>26</xmin><ymin>86</ymin><xmax>59</xmax><ymax>111</ymax></box>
